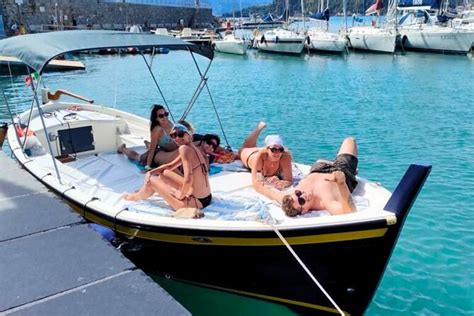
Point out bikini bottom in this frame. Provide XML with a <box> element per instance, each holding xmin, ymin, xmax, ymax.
<box><xmin>192</xmin><ymin>194</ymin><xmax>212</xmax><ymax>208</ymax></box>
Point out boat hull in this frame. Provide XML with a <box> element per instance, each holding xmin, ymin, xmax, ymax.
<box><xmin>257</xmin><ymin>40</ymin><xmax>305</xmax><ymax>54</ymax></box>
<box><xmin>123</xmin><ymin>219</ymin><xmax>399</xmax><ymax>316</ymax></box>
<box><xmin>400</xmin><ymin>27</ymin><xmax>474</xmax><ymax>54</ymax></box>
<box><xmin>307</xmin><ymin>32</ymin><xmax>348</xmax><ymax>53</ymax></box>
<box><xmin>348</xmin><ymin>27</ymin><xmax>397</xmax><ymax>53</ymax></box>
<box><xmin>257</xmin><ymin>29</ymin><xmax>305</xmax><ymax>54</ymax></box>
<box><xmin>214</xmin><ymin>40</ymin><xmax>247</xmax><ymax>55</ymax></box>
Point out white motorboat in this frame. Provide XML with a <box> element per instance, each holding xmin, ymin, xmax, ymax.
<box><xmin>213</xmin><ymin>32</ymin><xmax>248</xmax><ymax>55</ymax></box>
<box><xmin>0</xmin><ymin>30</ymin><xmax>431</xmax><ymax>316</ymax></box>
<box><xmin>257</xmin><ymin>28</ymin><xmax>305</xmax><ymax>54</ymax></box>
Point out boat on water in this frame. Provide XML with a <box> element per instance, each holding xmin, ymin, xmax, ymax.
<box><xmin>307</xmin><ymin>7</ymin><xmax>349</xmax><ymax>53</ymax></box>
<box><xmin>0</xmin><ymin>55</ymin><xmax>85</xmax><ymax>75</ymax></box>
<box><xmin>257</xmin><ymin>0</ymin><xmax>306</xmax><ymax>54</ymax></box>
<box><xmin>348</xmin><ymin>0</ymin><xmax>399</xmax><ymax>53</ymax></box>
<box><xmin>0</xmin><ymin>30</ymin><xmax>431</xmax><ymax>315</ymax></box>
<box><xmin>213</xmin><ymin>31</ymin><xmax>248</xmax><ymax>55</ymax></box>
<box><xmin>398</xmin><ymin>1</ymin><xmax>474</xmax><ymax>54</ymax></box>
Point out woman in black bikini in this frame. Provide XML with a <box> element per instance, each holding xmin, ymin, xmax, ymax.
<box><xmin>123</xmin><ymin>123</ymin><xmax>212</xmax><ymax>210</ymax></box>
<box><xmin>238</xmin><ymin>121</ymin><xmax>293</xmax><ymax>191</ymax></box>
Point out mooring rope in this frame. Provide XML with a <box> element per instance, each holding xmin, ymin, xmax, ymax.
<box><xmin>266</xmin><ymin>213</ymin><xmax>345</xmax><ymax>315</ymax></box>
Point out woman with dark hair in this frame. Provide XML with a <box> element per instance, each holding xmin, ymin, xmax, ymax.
<box><xmin>124</xmin><ymin>123</ymin><xmax>212</xmax><ymax>210</ymax></box>
<box><xmin>118</xmin><ymin>104</ymin><xmax>177</xmax><ymax>169</ymax></box>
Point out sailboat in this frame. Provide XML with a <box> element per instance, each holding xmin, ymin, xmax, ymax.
<box><xmin>257</xmin><ymin>0</ymin><xmax>306</xmax><ymax>54</ymax></box>
<box><xmin>306</xmin><ymin>1</ymin><xmax>349</xmax><ymax>53</ymax></box>
<box><xmin>398</xmin><ymin>0</ymin><xmax>474</xmax><ymax>54</ymax></box>
<box><xmin>348</xmin><ymin>0</ymin><xmax>399</xmax><ymax>53</ymax></box>
<box><xmin>213</xmin><ymin>0</ymin><xmax>248</xmax><ymax>55</ymax></box>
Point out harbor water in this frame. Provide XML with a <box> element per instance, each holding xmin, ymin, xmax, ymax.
<box><xmin>0</xmin><ymin>48</ymin><xmax>472</xmax><ymax>315</ymax></box>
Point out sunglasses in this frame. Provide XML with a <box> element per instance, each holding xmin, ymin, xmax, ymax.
<box><xmin>205</xmin><ymin>140</ymin><xmax>218</xmax><ymax>149</ymax></box>
<box><xmin>170</xmin><ymin>130</ymin><xmax>187</xmax><ymax>139</ymax></box>
<box><xmin>157</xmin><ymin>112</ymin><xmax>169</xmax><ymax>119</ymax></box>
<box><xmin>268</xmin><ymin>147</ymin><xmax>284</xmax><ymax>153</ymax></box>
<box><xmin>295</xmin><ymin>190</ymin><xmax>306</xmax><ymax>206</ymax></box>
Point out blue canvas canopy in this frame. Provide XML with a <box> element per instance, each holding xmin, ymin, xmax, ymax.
<box><xmin>309</xmin><ymin>8</ymin><xmax>330</xmax><ymax>21</ymax></box>
<box><xmin>0</xmin><ymin>30</ymin><xmax>213</xmax><ymax>74</ymax></box>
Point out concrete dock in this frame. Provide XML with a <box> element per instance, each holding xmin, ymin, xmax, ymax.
<box><xmin>0</xmin><ymin>150</ymin><xmax>189</xmax><ymax>315</ymax></box>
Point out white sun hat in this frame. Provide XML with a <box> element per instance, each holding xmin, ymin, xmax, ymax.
<box><xmin>264</xmin><ymin>135</ymin><xmax>284</xmax><ymax>148</ymax></box>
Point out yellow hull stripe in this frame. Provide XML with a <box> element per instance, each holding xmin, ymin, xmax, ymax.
<box><xmin>67</xmin><ymin>202</ymin><xmax>387</xmax><ymax>246</ymax></box>
<box><xmin>116</xmin><ymin>224</ymin><xmax>388</xmax><ymax>246</ymax></box>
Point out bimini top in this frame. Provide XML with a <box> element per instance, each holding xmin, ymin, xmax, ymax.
<box><xmin>0</xmin><ymin>30</ymin><xmax>214</xmax><ymax>74</ymax></box>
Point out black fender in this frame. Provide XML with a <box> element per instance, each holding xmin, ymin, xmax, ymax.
<box><xmin>260</xmin><ymin>35</ymin><xmax>266</xmax><ymax>44</ymax></box>
<box><xmin>401</xmin><ymin>35</ymin><xmax>408</xmax><ymax>49</ymax></box>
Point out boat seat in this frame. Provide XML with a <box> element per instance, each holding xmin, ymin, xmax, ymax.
<box><xmin>119</xmin><ymin>133</ymin><xmax>145</xmax><ymax>147</ymax></box>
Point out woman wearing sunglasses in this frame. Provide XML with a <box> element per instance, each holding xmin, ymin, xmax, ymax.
<box><xmin>118</xmin><ymin>104</ymin><xmax>177</xmax><ymax>170</ymax></box>
<box><xmin>256</xmin><ymin>137</ymin><xmax>358</xmax><ymax>217</ymax></box>
<box><xmin>123</xmin><ymin>123</ymin><xmax>212</xmax><ymax>210</ymax></box>
<box><xmin>239</xmin><ymin>121</ymin><xmax>293</xmax><ymax>191</ymax></box>
<box><xmin>151</xmin><ymin>131</ymin><xmax>221</xmax><ymax>169</ymax></box>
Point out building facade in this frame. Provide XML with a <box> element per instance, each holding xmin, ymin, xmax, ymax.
<box><xmin>1</xmin><ymin>0</ymin><xmax>214</xmax><ymax>36</ymax></box>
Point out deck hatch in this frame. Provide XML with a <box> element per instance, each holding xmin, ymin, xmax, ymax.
<box><xmin>58</xmin><ymin>125</ymin><xmax>94</xmax><ymax>155</ymax></box>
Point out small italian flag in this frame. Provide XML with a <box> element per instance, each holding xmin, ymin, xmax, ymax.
<box><xmin>24</xmin><ymin>72</ymin><xmax>39</xmax><ymax>86</ymax></box>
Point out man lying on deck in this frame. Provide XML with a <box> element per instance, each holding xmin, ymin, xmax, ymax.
<box><xmin>256</xmin><ymin>137</ymin><xmax>358</xmax><ymax>216</ymax></box>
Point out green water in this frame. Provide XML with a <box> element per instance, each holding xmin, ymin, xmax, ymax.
<box><xmin>1</xmin><ymin>49</ymin><xmax>472</xmax><ymax>315</ymax></box>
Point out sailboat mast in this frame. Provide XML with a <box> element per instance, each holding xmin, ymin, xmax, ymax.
<box><xmin>301</xmin><ymin>0</ymin><xmax>305</xmax><ymax>30</ymax></box>
<box><xmin>343</xmin><ymin>0</ymin><xmax>347</xmax><ymax>32</ymax></box>
<box><xmin>232</xmin><ymin>0</ymin><xmax>236</xmax><ymax>25</ymax></box>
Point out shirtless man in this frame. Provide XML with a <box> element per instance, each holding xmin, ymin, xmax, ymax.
<box><xmin>256</xmin><ymin>137</ymin><xmax>358</xmax><ymax>216</ymax></box>
<box><xmin>123</xmin><ymin>123</ymin><xmax>212</xmax><ymax>210</ymax></box>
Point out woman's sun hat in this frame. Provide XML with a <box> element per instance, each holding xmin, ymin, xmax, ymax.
<box><xmin>172</xmin><ymin>123</ymin><xmax>191</xmax><ymax>134</ymax></box>
<box><xmin>264</xmin><ymin>135</ymin><xmax>284</xmax><ymax>148</ymax></box>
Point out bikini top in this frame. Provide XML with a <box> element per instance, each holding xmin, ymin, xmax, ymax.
<box><xmin>261</xmin><ymin>156</ymin><xmax>283</xmax><ymax>179</ymax></box>
<box><xmin>158</xmin><ymin>132</ymin><xmax>172</xmax><ymax>147</ymax></box>
<box><xmin>189</xmin><ymin>145</ymin><xmax>209</xmax><ymax>187</ymax></box>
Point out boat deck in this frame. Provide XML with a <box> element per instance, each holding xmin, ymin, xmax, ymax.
<box><xmin>11</xmin><ymin>104</ymin><xmax>396</xmax><ymax>231</ymax></box>
<box><xmin>0</xmin><ymin>151</ymin><xmax>189</xmax><ymax>315</ymax></box>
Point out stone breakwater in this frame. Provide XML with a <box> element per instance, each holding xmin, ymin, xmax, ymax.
<box><xmin>2</xmin><ymin>0</ymin><xmax>214</xmax><ymax>34</ymax></box>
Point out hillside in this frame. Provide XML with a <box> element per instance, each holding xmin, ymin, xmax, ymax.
<box><xmin>206</xmin><ymin>0</ymin><xmax>272</xmax><ymax>16</ymax></box>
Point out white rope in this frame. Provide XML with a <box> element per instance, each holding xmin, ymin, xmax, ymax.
<box><xmin>266</xmin><ymin>214</ymin><xmax>345</xmax><ymax>315</ymax></box>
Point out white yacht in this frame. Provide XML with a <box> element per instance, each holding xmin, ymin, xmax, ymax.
<box><xmin>307</xmin><ymin>28</ymin><xmax>348</xmax><ymax>53</ymax></box>
<box><xmin>348</xmin><ymin>0</ymin><xmax>398</xmax><ymax>53</ymax></box>
<box><xmin>213</xmin><ymin>32</ymin><xmax>248</xmax><ymax>55</ymax></box>
<box><xmin>399</xmin><ymin>10</ymin><xmax>474</xmax><ymax>54</ymax></box>
<box><xmin>257</xmin><ymin>28</ymin><xmax>305</xmax><ymax>54</ymax></box>
<box><xmin>348</xmin><ymin>26</ymin><xmax>398</xmax><ymax>53</ymax></box>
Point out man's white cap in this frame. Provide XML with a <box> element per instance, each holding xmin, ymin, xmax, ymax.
<box><xmin>264</xmin><ymin>135</ymin><xmax>284</xmax><ymax>147</ymax></box>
